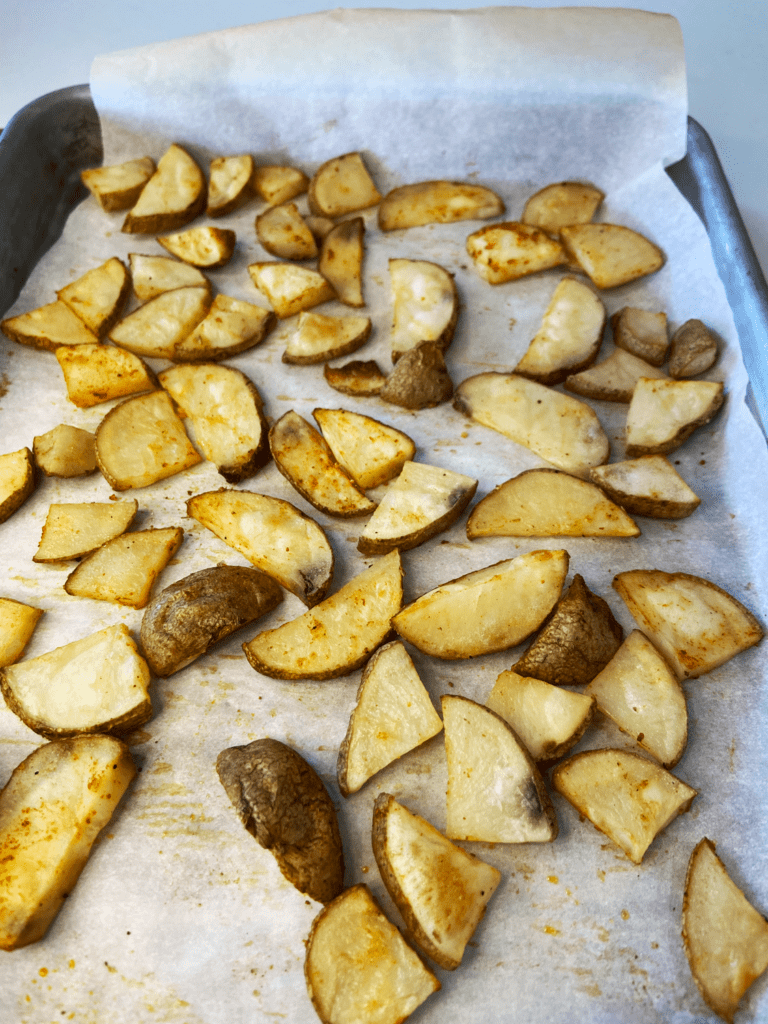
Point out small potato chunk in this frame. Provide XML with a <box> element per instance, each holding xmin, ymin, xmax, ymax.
<box><xmin>243</xmin><ymin>551</ymin><xmax>402</xmax><ymax>680</ymax></box>
<box><xmin>0</xmin><ymin>598</ymin><xmax>43</xmax><ymax>668</ymax></box>
<box><xmin>217</xmin><ymin>738</ymin><xmax>344</xmax><ymax>905</ymax></box>
<box><xmin>683</xmin><ymin>838</ymin><xmax>768</xmax><ymax>1024</ymax></box>
<box><xmin>122</xmin><ymin>143</ymin><xmax>206</xmax><ymax>234</ymax></box>
<box><xmin>324</xmin><ymin>359</ymin><xmax>387</xmax><ymax>397</ymax></box>
<box><xmin>81</xmin><ymin>156</ymin><xmax>155</xmax><ymax>211</ymax></box>
<box><xmin>0</xmin><ymin>623</ymin><xmax>152</xmax><ymax>739</ymax></box>
<box><xmin>611</xmin><ymin>307</ymin><xmax>669</xmax><ymax>367</ymax></box>
<box><xmin>109</xmin><ymin>285</ymin><xmax>212</xmax><ymax>359</ymax></box>
<box><xmin>159</xmin><ymin>363</ymin><xmax>270</xmax><ymax>483</ymax></box>
<box><xmin>389</xmin><ymin>258</ymin><xmax>458</xmax><ymax>363</ymax></box>
<box><xmin>0</xmin><ymin>448</ymin><xmax>35</xmax><ymax>524</ymax></box>
<box><xmin>393</xmin><ymin>549</ymin><xmax>569</xmax><ymax>660</ymax></box>
<box><xmin>1</xmin><ymin>300</ymin><xmax>98</xmax><ymax>351</ymax></box>
<box><xmin>589</xmin><ymin>455</ymin><xmax>701</xmax><ymax>519</ymax></box>
<box><xmin>0</xmin><ymin>735</ymin><xmax>136</xmax><ymax>951</ymax></box>
<box><xmin>313</xmin><ymin>408</ymin><xmax>415</xmax><ymax>490</ymax></box>
<box><xmin>552</xmin><ymin>748</ymin><xmax>696</xmax><ymax>863</ymax></box>
<box><xmin>129</xmin><ymin>253</ymin><xmax>210</xmax><ymax>300</ymax></box>
<box><xmin>34</xmin><ymin>499</ymin><xmax>138</xmax><ymax>562</ymax></box>
<box><xmin>613</xmin><ymin>569</ymin><xmax>763</xmax><ymax>680</ymax></box>
<box><xmin>466</xmin><ymin>468</ymin><xmax>639</xmax><ymax>538</ymax></box>
<box><xmin>173</xmin><ymin>295</ymin><xmax>275</xmax><ymax>363</ymax></box>
<box><xmin>372</xmin><ymin>794</ymin><xmax>501</xmax><ymax>970</ymax></box>
<box><xmin>337</xmin><ymin>641</ymin><xmax>443</xmax><ymax>796</ymax></box>
<box><xmin>56</xmin><ymin>343</ymin><xmax>157</xmax><ymax>408</ymax></box>
<box><xmin>379</xmin><ymin>341</ymin><xmax>454</xmax><ymax>410</ymax></box>
<box><xmin>379</xmin><ymin>180</ymin><xmax>504</xmax><ymax>231</ymax></box>
<box><xmin>443</xmin><ymin>695</ymin><xmax>558</xmax><ymax>843</ymax></box>
<box><xmin>283</xmin><ymin>311</ymin><xmax>372</xmax><ymax>365</ymax></box>
<box><xmin>564</xmin><ymin>347</ymin><xmax>668</xmax><ymax>403</ymax></box>
<box><xmin>56</xmin><ymin>257</ymin><xmax>130</xmax><ymax>338</ymax></box>
<box><xmin>625</xmin><ymin>378</ymin><xmax>725</xmax><ymax>457</ymax></box>
<box><xmin>256</xmin><ymin>202</ymin><xmax>317</xmax><ymax>260</ymax></box>
<box><xmin>669</xmin><ymin>319</ymin><xmax>719</xmax><ymax>378</ymax></box>
<box><xmin>514</xmin><ymin>276</ymin><xmax>605</xmax><ymax>386</ymax></box>
<box><xmin>248</xmin><ymin>261</ymin><xmax>335</xmax><ymax>319</ymax></box>
<box><xmin>513</xmin><ymin>573</ymin><xmax>624</xmax><ymax>686</ymax></box>
<box><xmin>318</xmin><ymin>217</ymin><xmax>365</xmax><ymax>307</ymax></box>
<box><xmin>206</xmin><ymin>154</ymin><xmax>253</xmax><ymax>217</ymax></box>
<box><xmin>95</xmin><ymin>390</ymin><xmax>202</xmax><ymax>490</ymax></box>
<box><xmin>64</xmin><ymin>526</ymin><xmax>183</xmax><ymax>609</ymax></box>
<box><xmin>141</xmin><ymin>565</ymin><xmax>282</xmax><ymax>676</ymax></box>
<box><xmin>522</xmin><ymin>181</ymin><xmax>604</xmax><ymax>233</ymax></box>
<box><xmin>560</xmin><ymin>223</ymin><xmax>665</xmax><ymax>289</ymax></box>
<box><xmin>158</xmin><ymin>226</ymin><xmax>236</xmax><ymax>268</ymax></box>
<box><xmin>305</xmin><ymin>884</ymin><xmax>440</xmax><ymax>1024</ymax></box>
<box><xmin>308</xmin><ymin>152</ymin><xmax>382</xmax><ymax>218</ymax></box>
<box><xmin>466</xmin><ymin>221</ymin><xmax>567</xmax><ymax>284</ymax></box>
<box><xmin>33</xmin><ymin>424</ymin><xmax>97</xmax><ymax>478</ymax></box>
<box><xmin>187</xmin><ymin>489</ymin><xmax>334</xmax><ymax>607</ymax></box>
<box><xmin>250</xmin><ymin>164</ymin><xmax>309</xmax><ymax>206</ymax></box>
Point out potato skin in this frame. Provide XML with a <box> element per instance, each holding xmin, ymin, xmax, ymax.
<box><xmin>216</xmin><ymin>738</ymin><xmax>344</xmax><ymax>905</ymax></box>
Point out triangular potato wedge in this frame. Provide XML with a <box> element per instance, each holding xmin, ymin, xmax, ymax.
<box><xmin>466</xmin><ymin>468</ymin><xmax>639</xmax><ymax>538</ymax></box>
<box><xmin>324</xmin><ymin>359</ymin><xmax>387</xmax><ymax>397</ymax></box>
<box><xmin>0</xmin><ymin>623</ymin><xmax>152</xmax><ymax>739</ymax></box>
<box><xmin>625</xmin><ymin>378</ymin><xmax>725</xmax><ymax>456</ymax></box>
<box><xmin>56</xmin><ymin>257</ymin><xmax>130</xmax><ymax>338</ymax></box>
<box><xmin>250</xmin><ymin>164</ymin><xmax>309</xmax><ymax>206</ymax></box>
<box><xmin>612</xmin><ymin>569</ymin><xmax>763</xmax><ymax>680</ymax></box>
<box><xmin>379</xmin><ymin>179</ymin><xmax>504</xmax><ymax>231</ymax></box>
<box><xmin>0</xmin><ymin>448</ymin><xmax>35</xmax><ymax>524</ymax></box>
<box><xmin>305</xmin><ymin>884</ymin><xmax>440</xmax><ymax>1024</ymax></box>
<box><xmin>486</xmin><ymin>669</ymin><xmax>595</xmax><ymax>762</ymax></box>
<box><xmin>308</xmin><ymin>152</ymin><xmax>382</xmax><ymax>217</ymax></box>
<box><xmin>392</xmin><ymin>549</ymin><xmax>569</xmax><ymax>660</ymax></box>
<box><xmin>256</xmin><ymin>202</ymin><xmax>317</xmax><ymax>260</ymax></box>
<box><xmin>34</xmin><ymin>499</ymin><xmax>138</xmax><ymax>562</ymax></box>
<box><xmin>243</xmin><ymin>551</ymin><xmax>402</xmax><ymax>680</ymax></box>
<box><xmin>206</xmin><ymin>154</ymin><xmax>253</xmax><ymax>217</ymax></box>
<box><xmin>1</xmin><ymin>300</ymin><xmax>99</xmax><ymax>351</ymax></box>
<box><xmin>158</xmin><ymin>363</ymin><xmax>269</xmax><ymax>483</ymax></box>
<box><xmin>95</xmin><ymin>390</ymin><xmax>202</xmax><ymax>490</ymax></box>
<box><xmin>560</xmin><ymin>223</ymin><xmax>665</xmax><ymax>289</ymax></box>
<box><xmin>337</xmin><ymin>641</ymin><xmax>443</xmax><ymax>795</ymax></box>
<box><xmin>466</xmin><ymin>221</ymin><xmax>567</xmax><ymax>283</ymax></box>
<box><xmin>129</xmin><ymin>253</ymin><xmax>210</xmax><ymax>300</ymax></box>
<box><xmin>318</xmin><ymin>217</ymin><xmax>364</xmax><ymax>307</ymax></box>
<box><xmin>454</xmin><ymin>372</ymin><xmax>610</xmax><ymax>476</ymax></box>
<box><xmin>283</xmin><ymin>311</ymin><xmax>371</xmax><ymax>365</ymax></box>
<box><xmin>56</xmin><ymin>343</ymin><xmax>157</xmax><ymax>408</ymax></box>
<box><xmin>611</xmin><ymin>307</ymin><xmax>669</xmax><ymax>367</ymax></box>
<box><xmin>442</xmin><ymin>695</ymin><xmax>558</xmax><ymax>843</ymax></box>
<box><xmin>522</xmin><ymin>181</ymin><xmax>604</xmax><ymax>233</ymax></box>
<box><xmin>380</xmin><ymin>340</ymin><xmax>454</xmax><ymax>410</ymax></box>
<box><xmin>0</xmin><ymin>598</ymin><xmax>43</xmax><ymax>668</ymax></box>
<box><xmin>122</xmin><ymin>143</ymin><xmax>206</xmax><ymax>234</ymax></box>
<box><xmin>389</xmin><ymin>258</ymin><xmax>458</xmax><ymax>362</ymax></box>
<box><xmin>158</xmin><ymin>226</ymin><xmax>236</xmax><ymax>268</ymax></box>
<box><xmin>586</xmin><ymin>629</ymin><xmax>687</xmax><ymax>768</ymax></box>
<box><xmin>358</xmin><ymin>461</ymin><xmax>477</xmax><ymax>555</ymax></box>
<box><xmin>33</xmin><ymin>424</ymin><xmax>97</xmax><ymax>477</ymax></box>
<box><xmin>669</xmin><ymin>319</ymin><xmax>719</xmax><ymax>378</ymax></box>
<box><xmin>371</xmin><ymin>793</ymin><xmax>501</xmax><ymax>970</ymax></box>
<box><xmin>683</xmin><ymin>838</ymin><xmax>768</xmax><ymax>1024</ymax></box>
<box><xmin>109</xmin><ymin>285</ymin><xmax>212</xmax><ymax>359</ymax></box>
<box><xmin>248</xmin><ymin>261</ymin><xmax>335</xmax><ymax>319</ymax></box>
<box><xmin>564</xmin><ymin>346</ymin><xmax>668</xmax><ymax>402</ymax></box>
<box><xmin>552</xmin><ymin>748</ymin><xmax>696</xmax><ymax>863</ymax></box>
<box><xmin>172</xmin><ymin>295</ymin><xmax>275</xmax><ymax>363</ymax></box>
<box><xmin>81</xmin><ymin>156</ymin><xmax>155</xmax><ymax>211</ymax></box>
<box><xmin>589</xmin><ymin>455</ymin><xmax>700</xmax><ymax>519</ymax></box>
<box><xmin>186</xmin><ymin>489</ymin><xmax>334</xmax><ymax>607</ymax></box>
<box><xmin>269</xmin><ymin>410</ymin><xmax>376</xmax><ymax>517</ymax></box>
<box><xmin>313</xmin><ymin>408</ymin><xmax>415</xmax><ymax>490</ymax></box>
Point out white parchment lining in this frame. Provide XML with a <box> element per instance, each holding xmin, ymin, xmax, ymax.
<box><xmin>1</xmin><ymin>8</ymin><xmax>767</xmax><ymax>1024</ymax></box>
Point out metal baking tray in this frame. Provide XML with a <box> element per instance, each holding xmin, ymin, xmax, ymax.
<box><xmin>2</xmin><ymin>84</ymin><xmax>767</xmax><ymax>438</ymax></box>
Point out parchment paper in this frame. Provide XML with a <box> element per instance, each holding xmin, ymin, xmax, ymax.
<box><xmin>1</xmin><ymin>8</ymin><xmax>767</xmax><ymax>1023</ymax></box>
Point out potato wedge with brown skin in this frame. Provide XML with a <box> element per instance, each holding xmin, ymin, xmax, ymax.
<box><xmin>158</xmin><ymin>226</ymin><xmax>236</xmax><ymax>268</ymax></box>
<box><xmin>33</xmin><ymin>424</ymin><xmax>97</xmax><ymax>478</ymax></box>
<box><xmin>466</xmin><ymin>221</ymin><xmax>567</xmax><ymax>284</ymax></box>
<box><xmin>443</xmin><ymin>694</ymin><xmax>558</xmax><ymax>843</ymax></box>
<box><xmin>669</xmin><ymin>319</ymin><xmax>719</xmax><ymax>378</ymax></box>
<box><xmin>305</xmin><ymin>884</ymin><xmax>440</xmax><ymax>1024</ymax></box>
<box><xmin>56</xmin><ymin>343</ymin><xmax>158</xmax><ymax>408</ymax></box>
<box><xmin>216</xmin><ymin>737</ymin><xmax>344</xmax><ymax>905</ymax></box>
<box><xmin>379</xmin><ymin>340</ymin><xmax>454</xmax><ymax>410</ymax></box>
<box><xmin>206</xmin><ymin>154</ymin><xmax>253</xmax><ymax>217</ymax></box>
<box><xmin>389</xmin><ymin>258</ymin><xmax>459</xmax><ymax>363</ymax></box>
<box><xmin>250</xmin><ymin>164</ymin><xmax>309</xmax><ymax>206</ymax></box>
<box><xmin>522</xmin><ymin>181</ymin><xmax>604</xmax><ymax>234</ymax></box>
<box><xmin>564</xmin><ymin>347</ymin><xmax>668</xmax><ymax>403</ymax></box>
<box><xmin>372</xmin><ymin>793</ymin><xmax>501</xmax><ymax>971</ymax></box>
<box><xmin>683</xmin><ymin>838</ymin><xmax>768</xmax><ymax>1024</ymax></box>
<box><xmin>324</xmin><ymin>359</ymin><xmax>387</xmax><ymax>397</ymax></box>
<box><xmin>337</xmin><ymin>641</ymin><xmax>443</xmax><ymax>796</ymax></box>
<box><xmin>81</xmin><ymin>156</ymin><xmax>155</xmax><ymax>212</ymax></box>
<box><xmin>378</xmin><ymin>180</ymin><xmax>504</xmax><ymax>231</ymax></box>
<box><xmin>141</xmin><ymin>565</ymin><xmax>282</xmax><ymax>677</ymax></box>
<box><xmin>552</xmin><ymin>748</ymin><xmax>696</xmax><ymax>864</ymax></box>
<box><xmin>243</xmin><ymin>550</ymin><xmax>402</xmax><ymax>680</ymax></box>
<box><xmin>308</xmin><ymin>152</ymin><xmax>382</xmax><ymax>218</ymax></box>
<box><xmin>1</xmin><ymin>300</ymin><xmax>99</xmax><ymax>351</ymax></box>
<box><xmin>122</xmin><ymin>143</ymin><xmax>206</xmax><ymax>234</ymax></box>
<box><xmin>283</xmin><ymin>311</ymin><xmax>372</xmax><ymax>365</ymax></box>
<box><xmin>95</xmin><ymin>390</ymin><xmax>202</xmax><ymax>491</ymax></box>
<box><xmin>248</xmin><ymin>261</ymin><xmax>335</xmax><ymax>319</ymax></box>
<box><xmin>269</xmin><ymin>410</ymin><xmax>376</xmax><ymax>518</ymax></box>
<box><xmin>612</xmin><ymin>569</ymin><xmax>764</xmax><ymax>680</ymax></box>
<box><xmin>256</xmin><ymin>202</ymin><xmax>317</xmax><ymax>260</ymax></box>
<box><xmin>0</xmin><ymin>623</ymin><xmax>152</xmax><ymax>739</ymax></box>
<box><xmin>187</xmin><ymin>489</ymin><xmax>334</xmax><ymax>607</ymax></box>
<box><xmin>610</xmin><ymin>307</ymin><xmax>669</xmax><ymax>366</ymax></box>
<box><xmin>313</xmin><ymin>408</ymin><xmax>415</xmax><ymax>490</ymax></box>
<box><xmin>109</xmin><ymin>285</ymin><xmax>212</xmax><ymax>359</ymax></box>
<box><xmin>0</xmin><ymin>448</ymin><xmax>35</xmax><ymax>525</ymax></box>
<box><xmin>393</xmin><ymin>549</ymin><xmax>568</xmax><ymax>660</ymax></box>
<box><xmin>466</xmin><ymin>468</ymin><xmax>639</xmax><ymax>539</ymax></box>
<box><xmin>0</xmin><ymin>598</ymin><xmax>43</xmax><ymax>668</ymax></box>
<box><xmin>625</xmin><ymin>378</ymin><xmax>725</xmax><ymax>457</ymax></box>
<box><xmin>129</xmin><ymin>252</ymin><xmax>210</xmax><ymax>300</ymax></box>
<box><xmin>560</xmin><ymin>223</ymin><xmax>665</xmax><ymax>289</ymax></box>
<box><xmin>358</xmin><ymin>461</ymin><xmax>477</xmax><ymax>555</ymax></box>
<box><xmin>173</xmin><ymin>295</ymin><xmax>275</xmax><ymax>363</ymax></box>
<box><xmin>56</xmin><ymin>257</ymin><xmax>131</xmax><ymax>338</ymax></box>
<box><xmin>318</xmin><ymin>217</ymin><xmax>364</xmax><ymax>307</ymax></box>
<box><xmin>514</xmin><ymin>276</ymin><xmax>605</xmax><ymax>386</ymax></box>
<box><xmin>159</xmin><ymin>363</ymin><xmax>270</xmax><ymax>483</ymax></box>
<box><xmin>589</xmin><ymin>455</ymin><xmax>701</xmax><ymax>518</ymax></box>
<box><xmin>0</xmin><ymin>735</ymin><xmax>136</xmax><ymax>951</ymax></box>
<box><xmin>34</xmin><ymin>499</ymin><xmax>138</xmax><ymax>562</ymax></box>
<box><xmin>513</xmin><ymin>573</ymin><xmax>623</xmax><ymax>686</ymax></box>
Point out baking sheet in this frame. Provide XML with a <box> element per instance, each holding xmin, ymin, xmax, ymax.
<box><xmin>1</xmin><ymin>8</ymin><xmax>768</xmax><ymax>1023</ymax></box>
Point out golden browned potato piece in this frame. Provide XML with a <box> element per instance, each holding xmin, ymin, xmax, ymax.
<box><xmin>560</xmin><ymin>223</ymin><xmax>665</xmax><ymax>289</ymax></box>
<box><xmin>1</xmin><ymin>300</ymin><xmax>99</xmax><ymax>351</ymax></box>
<box><xmin>81</xmin><ymin>156</ymin><xmax>155</xmax><ymax>211</ymax></box>
<box><xmin>122</xmin><ymin>143</ymin><xmax>206</xmax><ymax>234</ymax></box>
<box><xmin>308</xmin><ymin>152</ymin><xmax>382</xmax><ymax>218</ymax></box>
<box><xmin>56</xmin><ymin>257</ymin><xmax>131</xmax><ymax>338</ymax></box>
<box><xmin>216</xmin><ymin>737</ymin><xmax>344</xmax><ymax>905</ymax></box>
<box><xmin>0</xmin><ymin>448</ymin><xmax>35</xmax><ymax>525</ymax></box>
<box><xmin>466</xmin><ymin>221</ymin><xmax>567</xmax><ymax>283</ymax></box>
<box><xmin>389</xmin><ymin>258</ymin><xmax>459</xmax><ymax>362</ymax></box>
<box><xmin>250</xmin><ymin>164</ymin><xmax>309</xmax><ymax>206</ymax></box>
<box><xmin>158</xmin><ymin>226</ymin><xmax>236</xmax><ymax>268</ymax></box>
<box><xmin>378</xmin><ymin>180</ymin><xmax>504</xmax><ymax>231</ymax></box>
<box><xmin>379</xmin><ymin>340</ymin><xmax>454</xmax><ymax>410</ymax></box>
<box><xmin>33</xmin><ymin>424</ymin><xmax>97</xmax><ymax>478</ymax></box>
<box><xmin>669</xmin><ymin>319</ymin><xmax>719</xmax><ymax>378</ymax></box>
<box><xmin>0</xmin><ymin>598</ymin><xmax>43</xmax><ymax>668</ymax></box>
<box><xmin>173</xmin><ymin>295</ymin><xmax>275</xmax><ymax>363</ymax></box>
<box><xmin>521</xmin><ymin>181</ymin><xmax>604</xmax><ymax>233</ymax></box>
<box><xmin>324</xmin><ymin>359</ymin><xmax>387</xmax><ymax>397</ymax></box>
<box><xmin>624</xmin><ymin>378</ymin><xmax>725</xmax><ymax>457</ymax></box>
<box><xmin>283</xmin><ymin>312</ymin><xmax>372</xmax><ymax>365</ymax></box>
<box><xmin>589</xmin><ymin>455</ymin><xmax>701</xmax><ymax>519</ymax></box>
<box><xmin>34</xmin><ymin>499</ymin><xmax>138</xmax><ymax>562</ymax></box>
<box><xmin>129</xmin><ymin>252</ymin><xmax>211</xmax><ymax>300</ymax></box>
<box><xmin>564</xmin><ymin>347</ymin><xmax>668</xmax><ymax>403</ymax></box>
<box><xmin>318</xmin><ymin>217</ymin><xmax>365</xmax><ymax>307</ymax></box>
<box><xmin>56</xmin><ymin>343</ymin><xmax>158</xmax><ymax>408</ymax></box>
<box><xmin>256</xmin><ymin>202</ymin><xmax>317</xmax><ymax>261</ymax></box>
<box><xmin>610</xmin><ymin>306</ymin><xmax>669</xmax><ymax>366</ymax></box>
<box><xmin>313</xmin><ymin>408</ymin><xmax>415</xmax><ymax>490</ymax></box>
<box><xmin>247</xmin><ymin>262</ymin><xmax>335</xmax><ymax>319</ymax></box>
<box><xmin>109</xmin><ymin>285</ymin><xmax>212</xmax><ymax>359</ymax></box>
<box><xmin>206</xmin><ymin>154</ymin><xmax>253</xmax><ymax>217</ymax></box>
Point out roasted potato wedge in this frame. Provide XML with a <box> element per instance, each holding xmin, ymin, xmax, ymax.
<box><xmin>80</xmin><ymin>156</ymin><xmax>155</xmax><ymax>211</ymax></box>
<box><xmin>56</xmin><ymin>257</ymin><xmax>130</xmax><ymax>338</ymax></box>
<box><xmin>122</xmin><ymin>143</ymin><xmax>206</xmax><ymax>234</ymax></box>
<box><xmin>372</xmin><ymin>793</ymin><xmax>501</xmax><ymax>970</ymax></box>
<box><xmin>625</xmin><ymin>378</ymin><xmax>725</xmax><ymax>457</ymax></box>
<box><xmin>256</xmin><ymin>202</ymin><xmax>317</xmax><ymax>260</ymax></box>
<box><xmin>34</xmin><ymin>499</ymin><xmax>138</xmax><ymax>562</ymax></box>
<box><xmin>560</xmin><ymin>223</ymin><xmax>665</xmax><ymax>289</ymax></box>
<box><xmin>0</xmin><ymin>598</ymin><xmax>43</xmax><ymax>668</ymax></box>
<box><xmin>669</xmin><ymin>318</ymin><xmax>719</xmax><ymax>378</ymax></box>
<box><xmin>250</xmin><ymin>164</ymin><xmax>309</xmax><ymax>206</ymax></box>
<box><xmin>129</xmin><ymin>252</ymin><xmax>210</xmax><ymax>300</ymax></box>
<box><xmin>466</xmin><ymin>221</ymin><xmax>567</xmax><ymax>283</ymax></box>
<box><xmin>313</xmin><ymin>408</ymin><xmax>415</xmax><ymax>490</ymax></box>
<box><xmin>324</xmin><ymin>359</ymin><xmax>387</xmax><ymax>397</ymax></box>
<box><xmin>158</xmin><ymin>226</ymin><xmax>236</xmax><ymax>268</ymax></box>
<box><xmin>248</xmin><ymin>261</ymin><xmax>335</xmax><ymax>319</ymax></box>
<box><xmin>216</xmin><ymin>738</ymin><xmax>344</xmax><ymax>905</ymax></box>
<box><xmin>318</xmin><ymin>217</ymin><xmax>364</xmax><ymax>307</ymax></box>
<box><xmin>1</xmin><ymin>300</ymin><xmax>99</xmax><ymax>351</ymax></box>
<box><xmin>283</xmin><ymin>311</ymin><xmax>372</xmax><ymax>365</ymax></box>
<box><xmin>564</xmin><ymin>346</ymin><xmax>668</xmax><ymax>402</ymax></box>
<box><xmin>56</xmin><ymin>343</ymin><xmax>157</xmax><ymax>408</ymax></box>
<box><xmin>0</xmin><ymin>448</ymin><xmax>35</xmax><ymax>524</ymax></box>
<box><xmin>308</xmin><ymin>152</ymin><xmax>382</xmax><ymax>217</ymax></box>
<box><xmin>610</xmin><ymin>306</ymin><xmax>669</xmax><ymax>367</ymax></box>
<box><xmin>109</xmin><ymin>285</ymin><xmax>212</xmax><ymax>359</ymax></box>
<box><xmin>589</xmin><ymin>455</ymin><xmax>701</xmax><ymax>518</ymax></box>
<box><xmin>33</xmin><ymin>424</ymin><xmax>97</xmax><ymax>478</ymax></box>
<box><xmin>207</xmin><ymin>154</ymin><xmax>254</xmax><ymax>217</ymax></box>
<box><xmin>173</xmin><ymin>295</ymin><xmax>275</xmax><ymax>363</ymax></box>
<box><xmin>0</xmin><ymin>735</ymin><xmax>136</xmax><ymax>951</ymax></box>
<box><xmin>521</xmin><ymin>181</ymin><xmax>604</xmax><ymax>233</ymax></box>
<box><xmin>379</xmin><ymin>180</ymin><xmax>504</xmax><ymax>231</ymax></box>
<box><xmin>379</xmin><ymin>340</ymin><xmax>454</xmax><ymax>410</ymax></box>
<box><xmin>389</xmin><ymin>258</ymin><xmax>458</xmax><ymax>363</ymax></box>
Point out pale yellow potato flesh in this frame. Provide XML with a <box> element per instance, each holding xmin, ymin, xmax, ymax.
<box><xmin>256</xmin><ymin>202</ymin><xmax>317</xmax><ymax>261</ymax></box>
<box><xmin>389</xmin><ymin>258</ymin><xmax>458</xmax><ymax>361</ymax></box>
<box><xmin>611</xmin><ymin>306</ymin><xmax>669</xmax><ymax>367</ymax></box>
<box><xmin>173</xmin><ymin>295</ymin><xmax>275</xmax><ymax>363</ymax></box>
<box><xmin>247</xmin><ymin>261</ymin><xmax>335</xmax><ymax>318</ymax></box>
<box><xmin>81</xmin><ymin>156</ymin><xmax>155</xmax><ymax>211</ymax></box>
<box><xmin>0</xmin><ymin>735</ymin><xmax>136</xmax><ymax>951</ymax></box>
<box><xmin>313</xmin><ymin>408</ymin><xmax>415</xmax><ymax>490</ymax></box>
<box><xmin>56</xmin><ymin>342</ymin><xmax>157</xmax><ymax>408</ymax></box>
<box><xmin>1</xmin><ymin>300</ymin><xmax>99</xmax><ymax>351</ymax></box>
<box><xmin>466</xmin><ymin>221</ymin><xmax>566</xmax><ymax>283</ymax></box>
<box><xmin>0</xmin><ymin>598</ymin><xmax>43</xmax><ymax>668</ymax></box>
<box><xmin>250</xmin><ymin>164</ymin><xmax>309</xmax><ymax>206</ymax></box>
<box><xmin>564</xmin><ymin>347</ymin><xmax>668</xmax><ymax>403</ymax></box>
<box><xmin>129</xmin><ymin>253</ymin><xmax>210</xmax><ymax>300</ymax></box>
<box><xmin>283</xmin><ymin>311</ymin><xmax>372</xmax><ymax>365</ymax></box>
<box><xmin>56</xmin><ymin>257</ymin><xmax>130</xmax><ymax>338</ymax></box>
<box><xmin>33</xmin><ymin>424</ymin><xmax>97</xmax><ymax>478</ymax></box>
<box><xmin>521</xmin><ymin>181</ymin><xmax>604</xmax><ymax>233</ymax></box>
<box><xmin>0</xmin><ymin>448</ymin><xmax>35</xmax><ymax>524</ymax></box>
<box><xmin>625</xmin><ymin>378</ymin><xmax>725</xmax><ymax>457</ymax></box>
<box><xmin>158</xmin><ymin>226</ymin><xmax>236</xmax><ymax>268</ymax></box>
<box><xmin>207</xmin><ymin>154</ymin><xmax>253</xmax><ymax>216</ymax></box>
<box><xmin>378</xmin><ymin>180</ymin><xmax>504</xmax><ymax>230</ymax></box>
<box><xmin>34</xmin><ymin>499</ymin><xmax>138</xmax><ymax>562</ymax></box>
<box><xmin>122</xmin><ymin>143</ymin><xmax>206</xmax><ymax>233</ymax></box>
<box><xmin>109</xmin><ymin>285</ymin><xmax>212</xmax><ymax>359</ymax></box>
<box><xmin>589</xmin><ymin>455</ymin><xmax>701</xmax><ymax>519</ymax></box>
<box><xmin>318</xmin><ymin>217</ymin><xmax>365</xmax><ymax>307</ymax></box>
<box><xmin>560</xmin><ymin>223</ymin><xmax>665</xmax><ymax>289</ymax></box>
<box><xmin>308</xmin><ymin>152</ymin><xmax>382</xmax><ymax>218</ymax></box>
